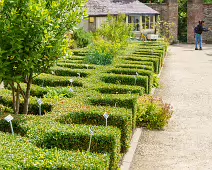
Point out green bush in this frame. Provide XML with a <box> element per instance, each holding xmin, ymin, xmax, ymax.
<box><xmin>57</xmin><ymin>63</ymin><xmax>95</xmax><ymax>69</ymax></box>
<box><xmin>44</xmin><ymin>87</ymin><xmax>74</xmax><ymax>99</ymax></box>
<box><xmin>95</xmin><ymin>83</ymin><xmax>145</xmax><ymax>96</ymax></box>
<box><xmin>72</xmin><ymin>28</ymin><xmax>93</xmax><ymax>48</ymax></box>
<box><xmin>0</xmin><ymin>89</ymin><xmax>53</xmax><ymax>115</ymax></box>
<box><xmin>101</xmin><ymin>74</ymin><xmax>149</xmax><ymax>93</ymax></box>
<box><xmin>106</xmin><ymin>68</ymin><xmax>154</xmax><ymax>93</ymax></box>
<box><xmin>0</xmin><ymin>132</ymin><xmax>110</xmax><ymax>169</ymax></box>
<box><xmin>72</xmin><ymin>49</ymin><xmax>88</xmax><ymax>56</ymax></box>
<box><xmin>50</xmin><ymin>66</ymin><xmax>90</xmax><ymax>77</ymax></box>
<box><xmin>88</xmin><ymin>93</ymin><xmax>139</xmax><ymax>129</ymax></box>
<box><xmin>33</xmin><ymin>73</ymin><xmax>83</xmax><ymax>87</ymax></box>
<box><xmin>115</xmin><ymin>64</ymin><xmax>154</xmax><ymax>72</ymax></box>
<box><xmin>123</xmin><ymin>56</ymin><xmax>160</xmax><ymax>73</ymax></box>
<box><xmin>22</xmin><ymin>119</ymin><xmax>121</xmax><ymax>170</ymax></box>
<box><xmin>136</xmin><ymin>95</ymin><xmax>173</xmax><ymax>130</ymax></box>
<box><xmin>58</xmin><ymin>106</ymin><xmax>132</xmax><ymax>153</ymax></box>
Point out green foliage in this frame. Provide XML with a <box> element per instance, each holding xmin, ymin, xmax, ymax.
<box><xmin>44</xmin><ymin>87</ymin><xmax>74</xmax><ymax>99</ymax></box>
<box><xmin>178</xmin><ymin>0</ymin><xmax>187</xmax><ymax>42</ymax></box>
<box><xmin>33</xmin><ymin>73</ymin><xmax>83</xmax><ymax>87</ymax></box>
<box><xmin>0</xmin><ymin>132</ymin><xmax>110</xmax><ymax>169</ymax></box>
<box><xmin>95</xmin><ymin>83</ymin><xmax>145</xmax><ymax>96</ymax></box>
<box><xmin>86</xmin><ymin>14</ymin><xmax>134</xmax><ymax>65</ymax></box>
<box><xmin>0</xmin><ymin>0</ymin><xmax>87</xmax><ymax>114</ymax></box>
<box><xmin>72</xmin><ymin>28</ymin><xmax>93</xmax><ymax>48</ymax></box>
<box><xmin>58</xmin><ymin>106</ymin><xmax>132</xmax><ymax>153</ymax></box>
<box><xmin>204</xmin><ymin>0</ymin><xmax>212</xmax><ymax>3</ymax></box>
<box><xmin>136</xmin><ymin>96</ymin><xmax>173</xmax><ymax>130</ymax></box>
<box><xmin>101</xmin><ymin>74</ymin><xmax>149</xmax><ymax>93</ymax></box>
<box><xmin>153</xmin><ymin>74</ymin><xmax>160</xmax><ymax>88</ymax></box>
<box><xmin>0</xmin><ymin>89</ymin><xmax>53</xmax><ymax>115</ymax></box>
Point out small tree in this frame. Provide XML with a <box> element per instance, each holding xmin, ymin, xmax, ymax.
<box><xmin>0</xmin><ymin>0</ymin><xmax>87</xmax><ymax>114</ymax></box>
<box><xmin>86</xmin><ymin>14</ymin><xmax>134</xmax><ymax>65</ymax></box>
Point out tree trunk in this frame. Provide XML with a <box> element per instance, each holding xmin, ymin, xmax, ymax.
<box><xmin>15</xmin><ymin>86</ymin><xmax>20</xmax><ymax>114</ymax></box>
<box><xmin>23</xmin><ymin>74</ymin><xmax>32</xmax><ymax>114</ymax></box>
<box><xmin>11</xmin><ymin>82</ymin><xmax>16</xmax><ymax>114</ymax></box>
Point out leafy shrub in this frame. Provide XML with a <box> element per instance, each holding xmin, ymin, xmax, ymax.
<box><xmin>153</xmin><ymin>74</ymin><xmax>160</xmax><ymax>88</ymax></box>
<box><xmin>57</xmin><ymin>63</ymin><xmax>95</xmax><ymax>69</ymax></box>
<box><xmin>88</xmin><ymin>93</ymin><xmax>139</xmax><ymax>129</ymax></box>
<box><xmin>101</xmin><ymin>74</ymin><xmax>149</xmax><ymax>93</ymax></box>
<box><xmin>58</xmin><ymin>106</ymin><xmax>132</xmax><ymax>153</ymax></box>
<box><xmin>33</xmin><ymin>73</ymin><xmax>83</xmax><ymax>87</ymax></box>
<box><xmin>44</xmin><ymin>87</ymin><xmax>74</xmax><ymax>99</ymax></box>
<box><xmin>72</xmin><ymin>28</ymin><xmax>93</xmax><ymax>48</ymax></box>
<box><xmin>115</xmin><ymin>64</ymin><xmax>154</xmax><ymax>72</ymax></box>
<box><xmin>86</xmin><ymin>39</ymin><xmax>117</xmax><ymax>65</ymax></box>
<box><xmin>136</xmin><ymin>95</ymin><xmax>173</xmax><ymax>130</ymax></box>
<box><xmin>0</xmin><ymin>132</ymin><xmax>110</xmax><ymax>169</ymax></box>
<box><xmin>95</xmin><ymin>83</ymin><xmax>145</xmax><ymax>96</ymax></box>
<box><xmin>50</xmin><ymin>66</ymin><xmax>90</xmax><ymax>77</ymax></box>
<box><xmin>22</xmin><ymin>120</ymin><xmax>121</xmax><ymax>170</ymax></box>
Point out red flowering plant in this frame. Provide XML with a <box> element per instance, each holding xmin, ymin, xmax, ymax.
<box><xmin>137</xmin><ymin>95</ymin><xmax>174</xmax><ymax>130</ymax></box>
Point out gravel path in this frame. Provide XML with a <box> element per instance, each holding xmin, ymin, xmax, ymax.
<box><xmin>130</xmin><ymin>44</ymin><xmax>212</xmax><ymax>170</ymax></box>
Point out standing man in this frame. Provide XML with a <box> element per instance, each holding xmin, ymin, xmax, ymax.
<box><xmin>194</xmin><ymin>20</ymin><xmax>210</xmax><ymax>50</ymax></box>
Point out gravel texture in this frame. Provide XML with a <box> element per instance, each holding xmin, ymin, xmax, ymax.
<box><xmin>130</xmin><ymin>44</ymin><xmax>212</xmax><ymax>170</ymax></box>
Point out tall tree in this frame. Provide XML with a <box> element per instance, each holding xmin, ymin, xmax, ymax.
<box><xmin>0</xmin><ymin>0</ymin><xmax>87</xmax><ymax>114</ymax></box>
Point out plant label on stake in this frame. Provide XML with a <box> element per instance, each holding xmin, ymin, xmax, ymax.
<box><xmin>143</xmin><ymin>65</ymin><xmax>146</xmax><ymax>70</ymax></box>
<box><xmin>103</xmin><ymin>113</ymin><xmax>109</xmax><ymax>127</ymax></box>
<box><xmin>70</xmin><ymin>79</ymin><xmax>74</xmax><ymax>86</ymax></box>
<box><xmin>4</xmin><ymin>115</ymin><xmax>14</xmax><ymax>135</ymax></box>
<box><xmin>85</xmin><ymin>64</ymin><xmax>89</xmax><ymax>69</ymax></box>
<box><xmin>136</xmin><ymin>72</ymin><xmax>139</xmax><ymax>76</ymax></box>
<box><xmin>134</xmin><ymin>75</ymin><xmax>137</xmax><ymax>85</ymax></box>
<box><xmin>69</xmin><ymin>88</ymin><xmax>74</xmax><ymax>93</ymax></box>
<box><xmin>37</xmin><ymin>98</ymin><xmax>43</xmax><ymax>116</ymax></box>
<box><xmin>88</xmin><ymin>127</ymin><xmax>94</xmax><ymax>152</ymax></box>
<box><xmin>77</xmin><ymin>73</ymin><xmax>80</xmax><ymax>78</ymax></box>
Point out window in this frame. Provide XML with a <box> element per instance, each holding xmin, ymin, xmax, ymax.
<box><xmin>128</xmin><ymin>16</ymin><xmax>140</xmax><ymax>31</ymax></box>
<box><xmin>141</xmin><ymin>15</ymin><xmax>155</xmax><ymax>30</ymax></box>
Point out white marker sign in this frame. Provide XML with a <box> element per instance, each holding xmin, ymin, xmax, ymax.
<box><xmin>4</xmin><ymin>115</ymin><xmax>14</xmax><ymax>135</ymax></box>
<box><xmin>37</xmin><ymin>98</ymin><xmax>43</xmax><ymax>116</ymax></box>
<box><xmin>103</xmin><ymin>113</ymin><xmax>109</xmax><ymax>127</ymax></box>
<box><xmin>88</xmin><ymin>127</ymin><xmax>94</xmax><ymax>152</ymax></box>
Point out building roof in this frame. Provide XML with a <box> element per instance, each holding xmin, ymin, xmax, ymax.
<box><xmin>87</xmin><ymin>0</ymin><xmax>159</xmax><ymax>16</ymax></box>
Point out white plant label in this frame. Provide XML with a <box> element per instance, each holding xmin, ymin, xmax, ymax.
<box><xmin>103</xmin><ymin>113</ymin><xmax>109</xmax><ymax>119</ymax></box>
<box><xmin>4</xmin><ymin>115</ymin><xmax>14</xmax><ymax>122</ymax></box>
<box><xmin>37</xmin><ymin>98</ymin><xmax>43</xmax><ymax>106</ymax></box>
<box><xmin>69</xmin><ymin>88</ymin><xmax>74</xmax><ymax>93</ymax></box>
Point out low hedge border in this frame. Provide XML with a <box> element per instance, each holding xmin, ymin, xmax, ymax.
<box><xmin>115</xmin><ymin>64</ymin><xmax>154</xmax><ymax>72</ymax></box>
<box><xmin>50</xmin><ymin>66</ymin><xmax>91</xmax><ymax>77</ymax></box>
<box><xmin>58</xmin><ymin>106</ymin><xmax>132</xmax><ymax>153</ymax></box>
<box><xmin>33</xmin><ymin>73</ymin><xmax>83</xmax><ymax>87</ymax></box>
<box><xmin>22</xmin><ymin>119</ymin><xmax>121</xmax><ymax>170</ymax></box>
<box><xmin>58</xmin><ymin>59</ymin><xmax>84</xmax><ymax>64</ymax></box>
<box><xmin>88</xmin><ymin>93</ymin><xmax>139</xmax><ymax>129</ymax></box>
<box><xmin>123</xmin><ymin>56</ymin><xmax>160</xmax><ymax>73</ymax></box>
<box><xmin>95</xmin><ymin>83</ymin><xmax>145</xmax><ymax>96</ymax></box>
<box><xmin>101</xmin><ymin>73</ymin><xmax>149</xmax><ymax>93</ymax></box>
<box><xmin>0</xmin><ymin>132</ymin><xmax>110</xmax><ymax>169</ymax></box>
<box><xmin>106</xmin><ymin>68</ymin><xmax>153</xmax><ymax>93</ymax></box>
<box><xmin>57</xmin><ymin>63</ymin><xmax>95</xmax><ymax>69</ymax></box>
<box><xmin>0</xmin><ymin>89</ymin><xmax>53</xmax><ymax>115</ymax></box>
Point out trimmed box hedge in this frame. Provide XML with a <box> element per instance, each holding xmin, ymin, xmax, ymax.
<box><xmin>0</xmin><ymin>89</ymin><xmax>53</xmax><ymax>115</ymax></box>
<box><xmin>95</xmin><ymin>83</ymin><xmax>145</xmax><ymax>96</ymax></box>
<box><xmin>106</xmin><ymin>68</ymin><xmax>153</xmax><ymax>93</ymax></box>
<box><xmin>88</xmin><ymin>93</ymin><xmax>139</xmax><ymax>129</ymax></box>
<box><xmin>101</xmin><ymin>73</ymin><xmax>149</xmax><ymax>93</ymax></box>
<box><xmin>123</xmin><ymin>56</ymin><xmax>160</xmax><ymax>73</ymax></box>
<box><xmin>0</xmin><ymin>132</ymin><xmax>110</xmax><ymax>169</ymax></box>
<box><xmin>22</xmin><ymin>119</ymin><xmax>121</xmax><ymax>170</ymax></box>
<box><xmin>115</xmin><ymin>64</ymin><xmax>154</xmax><ymax>72</ymax></box>
<box><xmin>58</xmin><ymin>106</ymin><xmax>132</xmax><ymax>153</ymax></box>
<box><xmin>50</xmin><ymin>66</ymin><xmax>90</xmax><ymax>77</ymax></box>
<box><xmin>57</xmin><ymin>63</ymin><xmax>95</xmax><ymax>69</ymax></box>
<box><xmin>33</xmin><ymin>73</ymin><xmax>83</xmax><ymax>87</ymax></box>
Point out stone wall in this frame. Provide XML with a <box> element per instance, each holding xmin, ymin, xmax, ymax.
<box><xmin>187</xmin><ymin>0</ymin><xmax>212</xmax><ymax>44</ymax></box>
<box><xmin>187</xmin><ymin>0</ymin><xmax>204</xmax><ymax>43</ymax></box>
<box><xmin>203</xmin><ymin>4</ymin><xmax>212</xmax><ymax>43</ymax></box>
<box><xmin>146</xmin><ymin>0</ymin><xmax>178</xmax><ymax>42</ymax></box>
